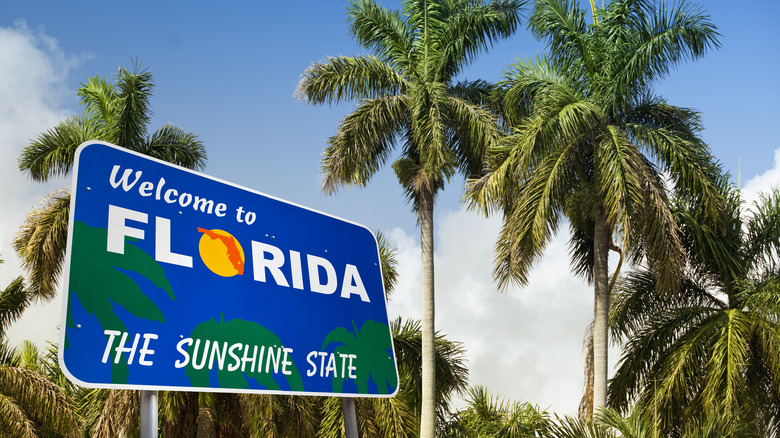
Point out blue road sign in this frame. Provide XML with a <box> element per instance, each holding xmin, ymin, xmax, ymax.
<box><xmin>60</xmin><ymin>141</ymin><xmax>399</xmax><ymax>397</ymax></box>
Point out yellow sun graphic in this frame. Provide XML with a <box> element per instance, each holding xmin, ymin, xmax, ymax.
<box><xmin>197</xmin><ymin>228</ymin><xmax>245</xmax><ymax>277</ymax></box>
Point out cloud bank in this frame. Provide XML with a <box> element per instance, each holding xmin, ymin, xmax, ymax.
<box><xmin>0</xmin><ymin>21</ymin><xmax>82</xmax><ymax>347</ymax></box>
<box><xmin>386</xmin><ymin>210</ymin><xmax>593</xmax><ymax>415</ymax></box>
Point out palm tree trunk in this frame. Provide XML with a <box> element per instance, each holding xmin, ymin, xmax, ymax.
<box><xmin>592</xmin><ymin>206</ymin><xmax>610</xmax><ymax>411</ymax></box>
<box><xmin>419</xmin><ymin>186</ymin><xmax>436</xmax><ymax>438</ymax></box>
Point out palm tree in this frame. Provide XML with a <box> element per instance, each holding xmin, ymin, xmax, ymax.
<box><xmin>609</xmin><ymin>186</ymin><xmax>780</xmax><ymax>436</ymax></box>
<box><xmin>14</xmin><ymin>63</ymin><xmax>206</xmax><ymax>300</ymax></box>
<box><xmin>467</xmin><ymin>0</ymin><xmax>721</xmax><ymax>413</ymax></box>
<box><xmin>0</xmin><ymin>259</ymin><xmax>80</xmax><ymax>437</ymax></box>
<box><xmin>441</xmin><ymin>386</ymin><xmax>550</xmax><ymax>437</ymax></box>
<box><xmin>297</xmin><ymin>1</ymin><xmax>522</xmax><ymax>434</ymax></box>
<box><xmin>548</xmin><ymin>408</ymin><xmax>745</xmax><ymax>438</ymax></box>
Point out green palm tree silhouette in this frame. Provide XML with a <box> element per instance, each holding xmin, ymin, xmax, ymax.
<box><xmin>184</xmin><ymin>316</ymin><xmax>304</xmax><ymax>392</ymax></box>
<box><xmin>322</xmin><ymin>319</ymin><xmax>397</xmax><ymax>395</ymax></box>
<box><xmin>67</xmin><ymin>220</ymin><xmax>174</xmax><ymax>383</ymax></box>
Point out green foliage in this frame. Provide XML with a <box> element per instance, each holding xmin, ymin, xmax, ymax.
<box><xmin>12</xmin><ymin>190</ymin><xmax>70</xmax><ymax>301</ymax></box>
<box><xmin>0</xmin><ymin>276</ymin><xmax>32</xmax><ymax>339</ymax></box>
<box><xmin>442</xmin><ymin>386</ymin><xmax>551</xmax><ymax>437</ymax></box>
<box><xmin>609</xmin><ymin>186</ymin><xmax>780</xmax><ymax>435</ymax></box>
<box><xmin>19</xmin><ymin>63</ymin><xmax>205</xmax><ymax>182</ymax></box>
<box><xmin>389</xmin><ymin>317</ymin><xmax>469</xmax><ymax>430</ymax></box>
<box><xmin>0</xmin><ymin>264</ymin><xmax>80</xmax><ymax>437</ymax></box>
<box><xmin>317</xmin><ymin>316</ymin><xmax>467</xmax><ymax>438</ymax></box>
<box><xmin>468</xmin><ymin>0</ymin><xmax>724</xmax><ymax>289</ymax></box>
<box><xmin>240</xmin><ymin>394</ymin><xmax>320</xmax><ymax>438</ymax></box>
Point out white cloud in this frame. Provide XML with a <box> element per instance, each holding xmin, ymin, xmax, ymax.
<box><xmin>742</xmin><ymin>147</ymin><xmax>780</xmax><ymax>208</ymax></box>
<box><xmin>386</xmin><ymin>209</ymin><xmax>594</xmax><ymax>415</ymax></box>
<box><xmin>0</xmin><ymin>21</ymin><xmax>83</xmax><ymax>348</ymax></box>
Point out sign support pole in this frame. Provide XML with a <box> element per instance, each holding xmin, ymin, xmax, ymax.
<box><xmin>140</xmin><ymin>390</ymin><xmax>158</xmax><ymax>438</ymax></box>
<box><xmin>342</xmin><ymin>397</ymin><xmax>359</xmax><ymax>438</ymax></box>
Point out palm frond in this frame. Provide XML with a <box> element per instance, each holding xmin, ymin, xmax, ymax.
<box><xmin>0</xmin><ymin>277</ymin><xmax>31</xmax><ymax>338</ymax></box>
<box><xmin>142</xmin><ymin>124</ymin><xmax>207</xmax><ymax>170</ymax></box>
<box><xmin>390</xmin><ymin>317</ymin><xmax>469</xmax><ymax>420</ymax></box>
<box><xmin>612</xmin><ymin>0</ymin><xmax>720</xmax><ymax>97</ymax></box>
<box><xmin>446</xmin><ymin>94</ymin><xmax>502</xmax><ymax>177</ymax></box>
<box><xmin>0</xmin><ymin>393</ymin><xmax>38</xmax><ymax>438</ymax></box>
<box><xmin>449</xmin><ymin>79</ymin><xmax>495</xmax><ymax>107</ymax></box>
<box><xmin>77</xmin><ymin>75</ymin><xmax>118</xmax><ymax>131</ymax></box>
<box><xmin>0</xmin><ymin>365</ymin><xmax>80</xmax><ymax>437</ymax></box>
<box><xmin>297</xmin><ymin>55</ymin><xmax>408</xmax><ymax>105</ymax></box>
<box><xmin>375</xmin><ymin>230</ymin><xmax>399</xmax><ymax>299</ymax></box>
<box><xmin>528</xmin><ymin>0</ymin><xmax>592</xmax><ymax>76</ymax></box>
<box><xmin>13</xmin><ymin>189</ymin><xmax>71</xmax><ymax>302</ymax></box>
<box><xmin>500</xmin><ymin>56</ymin><xmax>569</xmax><ymax>125</ymax></box>
<box><xmin>114</xmin><ymin>64</ymin><xmax>153</xmax><ymax>148</ymax></box>
<box><xmin>322</xmin><ymin>95</ymin><xmax>408</xmax><ymax>193</ymax></box>
<box><xmin>90</xmin><ymin>389</ymin><xmax>139</xmax><ymax>438</ymax></box>
<box><xmin>18</xmin><ymin>115</ymin><xmax>103</xmax><ymax>181</ymax></box>
<box><xmin>434</xmin><ymin>0</ymin><xmax>524</xmax><ymax>78</ymax></box>
<box><xmin>745</xmin><ymin>188</ymin><xmax>780</xmax><ymax>273</ymax></box>
<box><xmin>348</xmin><ymin>0</ymin><xmax>413</xmax><ymax>69</ymax></box>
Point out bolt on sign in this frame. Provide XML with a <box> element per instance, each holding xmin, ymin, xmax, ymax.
<box><xmin>59</xmin><ymin>141</ymin><xmax>399</xmax><ymax>397</ymax></box>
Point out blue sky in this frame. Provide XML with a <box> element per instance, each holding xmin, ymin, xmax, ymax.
<box><xmin>1</xmin><ymin>0</ymin><xmax>779</xmax><ymax>414</ymax></box>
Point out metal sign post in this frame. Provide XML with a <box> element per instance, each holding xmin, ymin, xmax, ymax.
<box><xmin>140</xmin><ymin>390</ymin><xmax>158</xmax><ymax>438</ymax></box>
<box><xmin>342</xmin><ymin>397</ymin><xmax>359</xmax><ymax>438</ymax></box>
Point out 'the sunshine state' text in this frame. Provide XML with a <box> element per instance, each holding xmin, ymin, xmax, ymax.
<box><xmin>101</xmin><ymin>331</ymin><xmax>357</xmax><ymax>380</ymax></box>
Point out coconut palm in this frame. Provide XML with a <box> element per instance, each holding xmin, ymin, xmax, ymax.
<box><xmin>297</xmin><ymin>1</ymin><xmax>522</xmax><ymax>434</ymax></box>
<box><xmin>467</xmin><ymin>0</ymin><xmax>721</xmax><ymax>413</ymax></box>
<box><xmin>0</xmin><ymin>259</ymin><xmax>80</xmax><ymax>437</ymax></box>
<box><xmin>609</xmin><ymin>185</ymin><xmax>780</xmax><ymax>436</ymax></box>
<box><xmin>14</xmin><ymin>63</ymin><xmax>206</xmax><ymax>300</ymax></box>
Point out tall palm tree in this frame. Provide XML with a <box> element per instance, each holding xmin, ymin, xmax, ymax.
<box><xmin>609</xmin><ymin>186</ymin><xmax>780</xmax><ymax>436</ymax></box>
<box><xmin>14</xmin><ymin>63</ymin><xmax>206</xmax><ymax>300</ymax></box>
<box><xmin>297</xmin><ymin>1</ymin><xmax>522</xmax><ymax>434</ymax></box>
<box><xmin>467</xmin><ymin>0</ymin><xmax>721</xmax><ymax>413</ymax></box>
